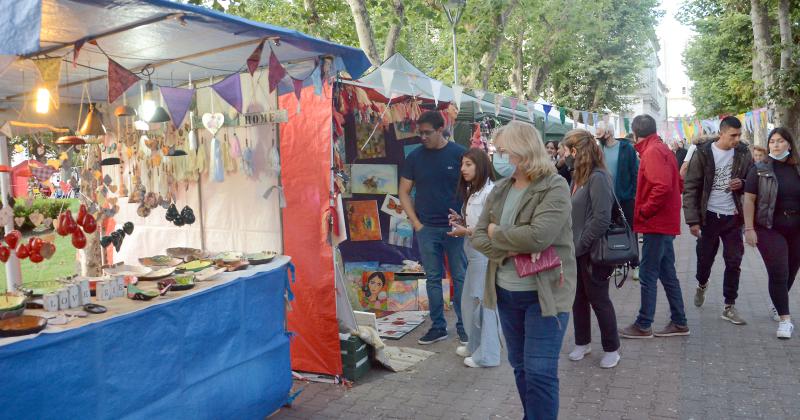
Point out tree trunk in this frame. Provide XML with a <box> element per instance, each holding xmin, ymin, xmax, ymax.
<box><xmin>776</xmin><ymin>0</ymin><xmax>800</xmax><ymax>135</ymax></box>
<box><xmin>478</xmin><ymin>0</ymin><xmax>519</xmax><ymax>90</ymax></box>
<box><xmin>751</xmin><ymin>55</ymin><xmax>767</xmax><ymax>145</ymax></box>
<box><xmin>383</xmin><ymin>0</ymin><xmax>405</xmax><ymax>60</ymax></box>
<box><xmin>510</xmin><ymin>30</ymin><xmax>524</xmax><ymax>98</ymax></box>
<box><xmin>526</xmin><ymin>62</ymin><xmax>549</xmax><ymax>100</ymax></box>
<box><xmin>303</xmin><ymin>0</ymin><xmax>320</xmax><ymax>27</ymax></box>
<box><xmin>750</xmin><ymin>0</ymin><xmax>782</xmax><ymax>121</ymax></box>
<box><xmin>346</xmin><ymin>0</ymin><xmax>381</xmax><ymax>66</ymax></box>
<box><xmin>79</xmin><ymin>145</ymin><xmax>102</xmax><ymax>277</ymax></box>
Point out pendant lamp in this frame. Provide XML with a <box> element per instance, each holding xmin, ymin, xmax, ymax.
<box><xmin>79</xmin><ymin>103</ymin><xmax>106</xmax><ymax>136</ymax></box>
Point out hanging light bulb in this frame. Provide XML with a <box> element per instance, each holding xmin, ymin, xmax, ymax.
<box><xmin>140</xmin><ymin>79</ymin><xmax>157</xmax><ymax>122</ymax></box>
<box><xmin>35</xmin><ymin>87</ymin><xmax>51</xmax><ymax>114</ymax></box>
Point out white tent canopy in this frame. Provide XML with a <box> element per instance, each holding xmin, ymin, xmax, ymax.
<box><xmin>347</xmin><ymin>53</ymin><xmax>457</xmax><ymax>103</ymax></box>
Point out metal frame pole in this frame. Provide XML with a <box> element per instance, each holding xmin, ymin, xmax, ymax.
<box><xmin>0</xmin><ymin>135</ymin><xmax>22</xmax><ymax>291</ymax></box>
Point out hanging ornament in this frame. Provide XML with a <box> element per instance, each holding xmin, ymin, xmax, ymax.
<box><xmin>210</xmin><ymin>136</ymin><xmax>224</xmax><ymax>182</ymax></box>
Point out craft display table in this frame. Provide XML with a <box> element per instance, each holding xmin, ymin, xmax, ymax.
<box><xmin>0</xmin><ymin>257</ymin><xmax>293</xmax><ymax>420</ymax></box>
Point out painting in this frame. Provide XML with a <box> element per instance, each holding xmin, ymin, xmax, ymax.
<box><xmin>346</xmin><ymin>200</ymin><xmax>382</xmax><ymax>241</ymax></box>
<box><xmin>376</xmin><ymin>311</ymin><xmax>427</xmax><ymax>339</ymax></box>
<box><xmin>386</xmin><ymin>278</ymin><xmax>419</xmax><ymax>311</ymax></box>
<box><xmin>394</xmin><ymin>120</ymin><xmax>418</xmax><ymax>140</ymax></box>
<box><xmin>380</xmin><ymin>194</ymin><xmax>407</xmax><ymax>219</ymax></box>
<box><xmin>388</xmin><ymin>216</ymin><xmax>413</xmax><ymax>248</ymax></box>
<box><xmin>351</xmin><ymin>164</ymin><xmax>398</xmax><ymax>195</ymax></box>
<box><xmin>344</xmin><ymin>261</ymin><xmax>379</xmax><ymax>309</ymax></box>
<box><xmin>355</xmin><ymin>122</ymin><xmax>386</xmax><ymax>160</ymax></box>
<box><xmin>359</xmin><ymin>271</ymin><xmax>391</xmax><ymax>311</ymax></box>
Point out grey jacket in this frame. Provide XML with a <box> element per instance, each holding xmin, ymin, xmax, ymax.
<box><xmin>571</xmin><ymin>169</ymin><xmax>615</xmax><ymax>257</ymax></box>
<box><xmin>471</xmin><ymin>174</ymin><xmax>577</xmax><ymax>316</ymax></box>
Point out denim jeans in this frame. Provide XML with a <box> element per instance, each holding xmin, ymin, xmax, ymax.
<box><xmin>496</xmin><ymin>287</ymin><xmax>569</xmax><ymax>420</ymax></box>
<box><xmin>416</xmin><ymin>226</ymin><xmax>467</xmax><ymax>333</ymax></box>
<box><xmin>462</xmin><ymin>240</ymin><xmax>501</xmax><ymax>366</ymax></box>
<box><xmin>696</xmin><ymin>211</ymin><xmax>744</xmax><ymax>305</ymax></box>
<box><xmin>635</xmin><ymin>234</ymin><xmax>687</xmax><ymax>329</ymax></box>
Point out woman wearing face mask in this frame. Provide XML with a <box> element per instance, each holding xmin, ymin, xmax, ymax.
<box><xmin>743</xmin><ymin>128</ymin><xmax>800</xmax><ymax>339</ymax></box>
<box><xmin>447</xmin><ymin>148</ymin><xmax>501</xmax><ymax>368</ymax></box>
<box><xmin>472</xmin><ymin>121</ymin><xmax>576</xmax><ymax>420</ymax></box>
<box><xmin>555</xmin><ymin>142</ymin><xmax>573</xmax><ymax>184</ymax></box>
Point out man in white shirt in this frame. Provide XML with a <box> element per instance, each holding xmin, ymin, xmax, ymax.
<box><xmin>682</xmin><ymin>116</ymin><xmax>753</xmax><ymax>325</ymax></box>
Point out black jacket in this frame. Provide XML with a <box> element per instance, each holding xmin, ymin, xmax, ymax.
<box><xmin>683</xmin><ymin>140</ymin><xmax>752</xmax><ymax>226</ymax></box>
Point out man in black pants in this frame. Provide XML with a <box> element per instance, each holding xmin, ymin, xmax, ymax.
<box><xmin>683</xmin><ymin>116</ymin><xmax>752</xmax><ymax>324</ymax></box>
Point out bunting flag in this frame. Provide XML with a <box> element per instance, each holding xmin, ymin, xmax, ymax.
<box><xmin>160</xmin><ymin>86</ymin><xmax>194</xmax><ymax>129</ymax></box>
<box><xmin>211</xmin><ymin>73</ymin><xmax>243</xmax><ymax>113</ymax></box>
<box><xmin>526</xmin><ymin>102</ymin><xmax>536</xmax><ymax>123</ymax></box>
<box><xmin>581</xmin><ymin>111</ymin><xmax>589</xmax><ymax>126</ymax></box>
<box><xmin>268</xmin><ymin>50</ymin><xmax>286</xmax><ymax>93</ymax></box>
<box><xmin>247</xmin><ymin>40</ymin><xmax>265</xmax><ymax>76</ymax></box>
<box><xmin>380</xmin><ymin>67</ymin><xmax>395</xmax><ymax>97</ymax></box>
<box><xmin>542</xmin><ymin>104</ymin><xmax>552</xmax><ymax>123</ymax></box>
<box><xmin>0</xmin><ymin>122</ymin><xmax>11</xmax><ymax>138</ymax></box>
<box><xmin>407</xmin><ymin>74</ymin><xmax>419</xmax><ymax>97</ymax></box>
<box><xmin>292</xmin><ymin>78</ymin><xmax>304</xmax><ymax>113</ymax></box>
<box><xmin>429</xmin><ymin>79</ymin><xmax>442</xmax><ymax>105</ymax></box>
<box><xmin>107</xmin><ymin>58</ymin><xmax>139</xmax><ymax>105</ymax></box>
<box><xmin>33</xmin><ymin>57</ymin><xmax>62</xmax><ymax>108</ymax></box>
<box><xmin>473</xmin><ymin>89</ymin><xmax>485</xmax><ymax>113</ymax></box>
<box><xmin>623</xmin><ymin>117</ymin><xmax>631</xmax><ymax>134</ymax></box>
<box><xmin>675</xmin><ymin>119</ymin><xmax>685</xmax><ymax>140</ymax></box>
<box><xmin>744</xmin><ymin>111</ymin><xmax>754</xmax><ymax>132</ymax></box>
<box><xmin>311</xmin><ymin>63</ymin><xmax>322</xmax><ymax>96</ymax></box>
<box><xmin>452</xmin><ymin>85</ymin><xmax>463</xmax><ymax>109</ymax></box>
<box><xmin>559</xmin><ymin>107</ymin><xmax>567</xmax><ymax>125</ymax></box>
<box><xmin>0</xmin><ymin>55</ymin><xmax>15</xmax><ymax>78</ymax></box>
<box><xmin>494</xmin><ymin>94</ymin><xmax>503</xmax><ymax>117</ymax></box>
<box><xmin>572</xmin><ymin>110</ymin><xmax>581</xmax><ymax>128</ymax></box>
<box><xmin>73</xmin><ymin>39</ymin><xmax>86</xmax><ymax>69</ymax></box>
<box><xmin>753</xmin><ymin>108</ymin><xmax>762</xmax><ymax>130</ymax></box>
<box><xmin>509</xmin><ymin>98</ymin><xmax>519</xmax><ymax>120</ymax></box>
<box><xmin>592</xmin><ymin>112</ymin><xmax>599</xmax><ymax>127</ymax></box>
<box><xmin>694</xmin><ymin>119</ymin><xmax>703</xmax><ymax>136</ymax></box>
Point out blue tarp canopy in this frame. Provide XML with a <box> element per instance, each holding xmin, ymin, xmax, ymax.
<box><xmin>0</xmin><ymin>0</ymin><xmax>371</xmax><ymax>108</ymax></box>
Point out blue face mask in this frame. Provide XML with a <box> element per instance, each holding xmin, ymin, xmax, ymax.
<box><xmin>493</xmin><ymin>153</ymin><xmax>516</xmax><ymax>178</ymax></box>
<box><xmin>770</xmin><ymin>150</ymin><xmax>791</xmax><ymax>160</ymax></box>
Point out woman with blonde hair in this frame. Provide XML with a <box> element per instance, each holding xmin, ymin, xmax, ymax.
<box><xmin>472</xmin><ymin>120</ymin><xmax>577</xmax><ymax>420</ymax></box>
<box><xmin>562</xmin><ymin>129</ymin><xmax>621</xmax><ymax>368</ymax></box>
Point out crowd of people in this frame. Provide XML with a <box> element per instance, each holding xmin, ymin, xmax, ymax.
<box><xmin>398</xmin><ymin>110</ymin><xmax>798</xmax><ymax>419</ymax></box>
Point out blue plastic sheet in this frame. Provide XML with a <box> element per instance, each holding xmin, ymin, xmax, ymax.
<box><xmin>0</xmin><ymin>263</ymin><xmax>292</xmax><ymax>420</ymax></box>
<box><xmin>0</xmin><ymin>0</ymin><xmax>41</xmax><ymax>55</ymax></box>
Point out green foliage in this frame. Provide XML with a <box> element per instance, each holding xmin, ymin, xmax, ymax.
<box><xmin>11</xmin><ymin>199</ymin><xmax>75</xmax><ymax>232</ymax></box>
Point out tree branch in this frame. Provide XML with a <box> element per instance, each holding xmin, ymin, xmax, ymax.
<box><xmin>479</xmin><ymin>0</ymin><xmax>519</xmax><ymax>90</ymax></box>
<box><xmin>347</xmin><ymin>0</ymin><xmax>382</xmax><ymax>66</ymax></box>
<box><xmin>383</xmin><ymin>0</ymin><xmax>405</xmax><ymax>60</ymax></box>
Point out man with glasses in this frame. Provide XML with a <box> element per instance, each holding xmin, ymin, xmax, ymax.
<box><xmin>399</xmin><ymin>111</ymin><xmax>469</xmax><ymax>345</ymax></box>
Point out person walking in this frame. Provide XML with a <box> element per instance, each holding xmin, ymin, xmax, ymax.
<box><xmin>447</xmin><ymin>148</ymin><xmax>502</xmax><ymax>368</ymax></box>
<box><xmin>555</xmin><ymin>142</ymin><xmax>573</xmax><ymax>185</ymax></box>
<box><xmin>472</xmin><ymin>121</ymin><xmax>576</xmax><ymax>420</ymax></box>
<box><xmin>596</xmin><ymin>121</ymin><xmax>640</xmax><ymax>279</ymax></box>
<box><xmin>563</xmin><ymin>129</ymin><xmax>621</xmax><ymax>369</ymax></box>
<box><xmin>743</xmin><ymin>127</ymin><xmax>800</xmax><ymax>339</ymax></box>
<box><xmin>620</xmin><ymin>114</ymin><xmax>689</xmax><ymax>339</ymax></box>
<box><xmin>399</xmin><ymin>111</ymin><xmax>469</xmax><ymax>345</ymax></box>
<box><xmin>683</xmin><ymin>116</ymin><xmax>752</xmax><ymax>325</ymax></box>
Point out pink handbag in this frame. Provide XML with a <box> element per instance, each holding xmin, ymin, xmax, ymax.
<box><xmin>513</xmin><ymin>246</ymin><xmax>562</xmax><ymax>277</ymax></box>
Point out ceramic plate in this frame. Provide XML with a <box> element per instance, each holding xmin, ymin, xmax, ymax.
<box><xmin>166</xmin><ymin>247</ymin><xmax>205</xmax><ymax>261</ymax></box>
<box><xmin>246</xmin><ymin>251</ymin><xmax>278</xmax><ymax>265</ymax></box>
<box><xmin>137</xmin><ymin>266</ymin><xmax>176</xmax><ymax>281</ymax></box>
<box><xmin>194</xmin><ymin>266</ymin><xmax>227</xmax><ymax>282</ymax></box>
<box><xmin>177</xmin><ymin>259</ymin><xmax>213</xmax><ymax>272</ymax></box>
<box><xmin>0</xmin><ymin>295</ymin><xmax>26</xmax><ymax>312</ymax></box>
<box><xmin>213</xmin><ymin>251</ymin><xmax>244</xmax><ymax>263</ymax></box>
<box><xmin>139</xmin><ymin>255</ymin><xmax>183</xmax><ymax>267</ymax></box>
<box><xmin>216</xmin><ymin>259</ymin><xmax>250</xmax><ymax>272</ymax></box>
<box><xmin>104</xmin><ymin>265</ymin><xmax>151</xmax><ymax>277</ymax></box>
<box><xmin>0</xmin><ymin>315</ymin><xmax>47</xmax><ymax>337</ymax></box>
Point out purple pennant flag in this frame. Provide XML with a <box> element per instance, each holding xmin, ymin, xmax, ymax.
<box><xmin>292</xmin><ymin>78</ymin><xmax>304</xmax><ymax>101</ymax></box>
<box><xmin>160</xmin><ymin>86</ymin><xmax>195</xmax><ymax>129</ymax></box>
<box><xmin>268</xmin><ymin>50</ymin><xmax>287</xmax><ymax>93</ymax></box>
<box><xmin>212</xmin><ymin>73</ymin><xmax>243</xmax><ymax>113</ymax></box>
<box><xmin>247</xmin><ymin>40</ymin><xmax>265</xmax><ymax>76</ymax></box>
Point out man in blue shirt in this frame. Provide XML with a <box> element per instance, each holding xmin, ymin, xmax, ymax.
<box><xmin>399</xmin><ymin>111</ymin><xmax>468</xmax><ymax>345</ymax></box>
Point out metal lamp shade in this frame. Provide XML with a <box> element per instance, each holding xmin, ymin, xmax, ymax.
<box><xmin>101</xmin><ymin>157</ymin><xmax>121</xmax><ymax>166</ymax></box>
<box><xmin>149</xmin><ymin>106</ymin><xmax>171</xmax><ymax>123</ymax></box>
<box><xmin>79</xmin><ymin>103</ymin><xmax>106</xmax><ymax>136</ymax></box>
<box><xmin>114</xmin><ymin>105</ymin><xmax>136</xmax><ymax>117</ymax></box>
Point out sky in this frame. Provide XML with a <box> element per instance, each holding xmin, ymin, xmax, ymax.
<box><xmin>656</xmin><ymin>0</ymin><xmax>695</xmax><ymax>99</ymax></box>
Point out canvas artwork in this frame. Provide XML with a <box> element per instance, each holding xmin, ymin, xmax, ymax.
<box><xmin>358</xmin><ymin>271</ymin><xmax>391</xmax><ymax>311</ymax></box>
<box><xmin>376</xmin><ymin>311</ymin><xmax>428</xmax><ymax>339</ymax></box>
<box><xmin>346</xmin><ymin>200</ymin><xmax>382</xmax><ymax>241</ymax></box>
<box><xmin>386</xmin><ymin>277</ymin><xmax>419</xmax><ymax>311</ymax></box>
<box><xmin>393</xmin><ymin>120</ymin><xmax>418</xmax><ymax>140</ymax></box>
<box><xmin>344</xmin><ymin>261</ymin><xmax>379</xmax><ymax>309</ymax></box>
<box><xmin>388</xmin><ymin>216</ymin><xmax>413</xmax><ymax>248</ymax></box>
<box><xmin>380</xmin><ymin>194</ymin><xmax>407</xmax><ymax>219</ymax></box>
<box><xmin>351</xmin><ymin>164</ymin><xmax>398</xmax><ymax>195</ymax></box>
<box><xmin>417</xmin><ymin>277</ymin><xmax>451</xmax><ymax>311</ymax></box>
<box><xmin>355</xmin><ymin>122</ymin><xmax>386</xmax><ymax>160</ymax></box>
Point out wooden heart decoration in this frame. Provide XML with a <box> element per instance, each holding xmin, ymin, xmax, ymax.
<box><xmin>29</xmin><ymin>211</ymin><xmax>45</xmax><ymax>227</ymax></box>
<box><xmin>14</xmin><ymin>217</ymin><xmax>25</xmax><ymax>228</ymax></box>
<box><xmin>202</xmin><ymin>113</ymin><xmax>224</xmax><ymax>136</ymax></box>
<box><xmin>42</xmin><ymin>217</ymin><xmax>53</xmax><ymax>229</ymax></box>
<box><xmin>0</xmin><ymin>207</ymin><xmax>12</xmax><ymax>226</ymax></box>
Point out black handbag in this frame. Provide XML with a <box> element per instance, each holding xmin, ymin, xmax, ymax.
<box><xmin>590</xmin><ymin>195</ymin><xmax>639</xmax><ymax>268</ymax></box>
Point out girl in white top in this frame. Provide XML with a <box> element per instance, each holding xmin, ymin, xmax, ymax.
<box><xmin>448</xmin><ymin>148</ymin><xmax>502</xmax><ymax>367</ymax></box>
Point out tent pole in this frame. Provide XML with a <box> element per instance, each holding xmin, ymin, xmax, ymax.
<box><xmin>0</xmin><ymin>135</ymin><xmax>22</xmax><ymax>291</ymax></box>
<box><xmin>197</xmin><ymin>164</ymin><xmax>206</xmax><ymax>251</ymax></box>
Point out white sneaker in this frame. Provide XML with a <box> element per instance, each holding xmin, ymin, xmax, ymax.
<box><xmin>600</xmin><ymin>351</ymin><xmax>621</xmax><ymax>369</ymax></box>
<box><xmin>769</xmin><ymin>304</ymin><xmax>781</xmax><ymax>322</ymax></box>
<box><xmin>568</xmin><ymin>345</ymin><xmax>591</xmax><ymax>361</ymax></box>
<box><xmin>463</xmin><ymin>357</ymin><xmax>481</xmax><ymax>368</ymax></box>
<box><xmin>456</xmin><ymin>345</ymin><xmax>469</xmax><ymax>357</ymax></box>
<box><xmin>777</xmin><ymin>320</ymin><xmax>794</xmax><ymax>339</ymax></box>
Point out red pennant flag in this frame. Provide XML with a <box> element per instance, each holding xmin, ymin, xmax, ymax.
<box><xmin>247</xmin><ymin>40</ymin><xmax>265</xmax><ymax>76</ymax></box>
<box><xmin>73</xmin><ymin>40</ymin><xmax>85</xmax><ymax>69</ymax></box>
<box><xmin>268</xmin><ymin>50</ymin><xmax>286</xmax><ymax>93</ymax></box>
<box><xmin>292</xmin><ymin>78</ymin><xmax>304</xmax><ymax>101</ymax></box>
<box><xmin>107</xmin><ymin>59</ymin><xmax>140</xmax><ymax>104</ymax></box>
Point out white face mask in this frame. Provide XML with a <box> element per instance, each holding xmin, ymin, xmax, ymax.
<box><xmin>770</xmin><ymin>150</ymin><xmax>791</xmax><ymax>160</ymax></box>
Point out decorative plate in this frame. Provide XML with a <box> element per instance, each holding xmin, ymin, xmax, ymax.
<box><xmin>246</xmin><ymin>251</ymin><xmax>278</xmax><ymax>265</ymax></box>
<box><xmin>103</xmin><ymin>265</ymin><xmax>151</xmax><ymax>277</ymax></box>
<box><xmin>139</xmin><ymin>255</ymin><xmax>182</xmax><ymax>267</ymax></box>
<box><xmin>166</xmin><ymin>247</ymin><xmax>205</xmax><ymax>261</ymax></box>
<box><xmin>216</xmin><ymin>259</ymin><xmax>250</xmax><ymax>272</ymax></box>
<box><xmin>0</xmin><ymin>295</ymin><xmax>26</xmax><ymax>312</ymax></box>
<box><xmin>194</xmin><ymin>266</ymin><xmax>227</xmax><ymax>282</ymax></box>
<box><xmin>137</xmin><ymin>266</ymin><xmax>176</xmax><ymax>281</ymax></box>
<box><xmin>159</xmin><ymin>274</ymin><xmax>196</xmax><ymax>291</ymax></box>
<box><xmin>213</xmin><ymin>251</ymin><xmax>244</xmax><ymax>263</ymax></box>
<box><xmin>0</xmin><ymin>315</ymin><xmax>47</xmax><ymax>337</ymax></box>
<box><xmin>177</xmin><ymin>259</ymin><xmax>213</xmax><ymax>272</ymax></box>
<box><xmin>126</xmin><ymin>284</ymin><xmax>159</xmax><ymax>301</ymax></box>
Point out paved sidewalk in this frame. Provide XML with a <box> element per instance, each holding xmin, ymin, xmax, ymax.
<box><xmin>274</xmin><ymin>229</ymin><xmax>800</xmax><ymax>419</ymax></box>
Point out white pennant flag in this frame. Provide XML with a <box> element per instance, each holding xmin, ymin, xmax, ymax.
<box><xmin>473</xmin><ymin>89</ymin><xmax>486</xmax><ymax>113</ymax></box>
<box><xmin>429</xmin><ymin>79</ymin><xmax>443</xmax><ymax>106</ymax></box>
<box><xmin>494</xmin><ymin>94</ymin><xmax>503</xmax><ymax>117</ymax></box>
<box><xmin>0</xmin><ymin>122</ymin><xmax>11</xmax><ymax>138</ymax></box>
<box><xmin>526</xmin><ymin>101</ymin><xmax>537</xmax><ymax>123</ymax></box>
<box><xmin>452</xmin><ymin>84</ymin><xmax>463</xmax><ymax>109</ymax></box>
<box><xmin>379</xmin><ymin>68</ymin><xmax>395</xmax><ymax>97</ymax></box>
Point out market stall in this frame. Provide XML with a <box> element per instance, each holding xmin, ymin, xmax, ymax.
<box><xmin>0</xmin><ymin>0</ymin><xmax>371</xmax><ymax>416</ymax></box>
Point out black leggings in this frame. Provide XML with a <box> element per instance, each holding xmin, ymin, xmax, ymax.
<box><xmin>573</xmin><ymin>254</ymin><xmax>619</xmax><ymax>352</ymax></box>
<box><xmin>755</xmin><ymin>226</ymin><xmax>800</xmax><ymax>316</ymax></box>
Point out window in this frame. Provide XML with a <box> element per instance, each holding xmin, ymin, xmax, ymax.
<box><xmin>681</xmin><ymin>87</ymin><xmax>687</xmax><ymax>95</ymax></box>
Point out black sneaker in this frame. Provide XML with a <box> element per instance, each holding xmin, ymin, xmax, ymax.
<box><xmin>457</xmin><ymin>329</ymin><xmax>468</xmax><ymax>345</ymax></box>
<box><xmin>418</xmin><ymin>328</ymin><xmax>448</xmax><ymax>345</ymax></box>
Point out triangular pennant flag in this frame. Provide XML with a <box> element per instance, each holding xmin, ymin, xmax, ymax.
<box><xmin>293</xmin><ymin>78</ymin><xmax>304</xmax><ymax>113</ymax></box>
<box><xmin>592</xmin><ymin>112</ymin><xmax>599</xmax><ymax>127</ymax></box>
<box><xmin>429</xmin><ymin>79</ymin><xmax>443</xmax><ymax>105</ymax></box>
<box><xmin>452</xmin><ymin>85</ymin><xmax>463</xmax><ymax>109</ymax></box>
<box><xmin>0</xmin><ymin>55</ymin><xmax>16</xmax><ymax>78</ymax></box>
<box><xmin>311</xmin><ymin>63</ymin><xmax>323</xmax><ymax>96</ymax></box>
<box><xmin>73</xmin><ymin>40</ymin><xmax>85</xmax><ymax>69</ymax></box>
<box><xmin>760</xmin><ymin>108</ymin><xmax>768</xmax><ymax>129</ymax></box>
<box><xmin>572</xmin><ymin>110</ymin><xmax>580</xmax><ymax>128</ymax></box>
<box><xmin>753</xmin><ymin>109</ymin><xmax>761</xmax><ymax>130</ymax></box>
<box><xmin>509</xmin><ymin>98</ymin><xmax>519</xmax><ymax>120</ymax></box>
<box><xmin>268</xmin><ymin>50</ymin><xmax>287</xmax><ymax>93</ymax></box>
<box><xmin>212</xmin><ymin>73</ymin><xmax>243</xmax><ymax>113</ymax></box>
<box><xmin>473</xmin><ymin>89</ymin><xmax>485</xmax><ymax>113</ymax></box>
<box><xmin>674</xmin><ymin>119</ymin><xmax>684</xmax><ymax>139</ymax></box>
<box><xmin>247</xmin><ymin>40</ymin><xmax>265</xmax><ymax>76</ymax></box>
<box><xmin>0</xmin><ymin>122</ymin><xmax>11</xmax><ymax>138</ymax></box>
<box><xmin>160</xmin><ymin>86</ymin><xmax>194</xmax><ymax>129</ymax></box>
<box><xmin>407</xmin><ymin>74</ymin><xmax>419</xmax><ymax>97</ymax></box>
<box><xmin>559</xmin><ymin>107</ymin><xmax>567</xmax><ymax>125</ymax></box>
<box><xmin>745</xmin><ymin>111</ymin><xmax>754</xmax><ymax>132</ymax></box>
<box><xmin>526</xmin><ymin>101</ymin><xmax>536</xmax><ymax>122</ymax></box>
<box><xmin>542</xmin><ymin>104</ymin><xmax>552</xmax><ymax>123</ymax></box>
<box><xmin>380</xmin><ymin>67</ymin><xmax>395</xmax><ymax>97</ymax></box>
<box><xmin>494</xmin><ymin>94</ymin><xmax>503</xmax><ymax>117</ymax></box>
<box><xmin>581</xmin><ymin>111</ymin><xmax>590</xmax><ymax>126</ymax></box>
<box><xmin>33</xmin><ymin>57</ymin><xmax>62</xmax><ymax>109</ymax></box>
<box><xmin>107</xmin><ymin>58</ymin><xmax>139</xmax><ymax>104</ymax></box>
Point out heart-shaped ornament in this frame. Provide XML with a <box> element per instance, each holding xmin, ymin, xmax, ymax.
<box><xmin>202</xmin><ymin>113</ymin><xmax>224</xmax><ymax>136</ymax></box>
<box><xmin>0</xmin><ymin>207</ymin><xmax>13</xmax><ymax>226</ymax></box>
<box><xmin>14</xmin><ymin>217</ymin><xmax>25</xmax><ymax>228</ymax></box>
<box><xmin>29</xmin><ymin>211</ymin><xmax>45</xmax><ymax>227</ymax></box>
<box><xmin>42</xmin><ymin>217</ymin><xmax>53</xmax><ymax>229</ymax></box>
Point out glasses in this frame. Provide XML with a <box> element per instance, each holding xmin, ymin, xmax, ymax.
<box><xmin>418</xmin><ymin>129</ymin><xmax>436</xmax><ymax>137</ymax></box>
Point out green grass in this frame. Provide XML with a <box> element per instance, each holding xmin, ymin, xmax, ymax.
<box><xmin>0</xmin><ymin>199</ymin><xmax>82</xmax><ymax>292</ymax></box>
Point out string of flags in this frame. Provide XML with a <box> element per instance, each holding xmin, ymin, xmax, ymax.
<box><xmin>667</xmin><ymin>107</ymin><xmax>772</xmax><ymax>142</ymax></box>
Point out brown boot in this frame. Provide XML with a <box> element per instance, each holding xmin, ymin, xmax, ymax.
<box><xmin>619</xmin><ymin>324</ymin><xmax>653</xmax><ymax>339</ymax></box>
<box><xmin>654</xmin><ymin>322</ymin><xmax>690</xmax><ymax>337</ymax></box>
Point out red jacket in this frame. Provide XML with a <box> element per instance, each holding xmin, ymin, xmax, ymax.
<box><xmin>633</xmin><ymin>134</ymin><xmax>683</xmax><ymax>235</ymax></box>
